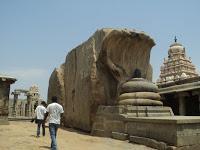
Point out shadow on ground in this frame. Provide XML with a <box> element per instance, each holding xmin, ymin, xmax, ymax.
<box><xmin>60</xmin><ymin>126</ymin><xmax>90</xmax><ymax>136</ymax></box>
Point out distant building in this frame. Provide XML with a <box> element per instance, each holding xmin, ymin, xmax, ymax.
<box><xmin>9</xmin><ymin>85</ymin><xmax>42</xmax><ymax>118</ymax></box>
<box><xmin>0</xmin><ymin>74</ymin><xmax>16</xmax><ymax>124</ymax></box>
<box><xmin>157</xmin><ymin>38</ymin><xmax>200</xmax><ymax>115</ymax></box>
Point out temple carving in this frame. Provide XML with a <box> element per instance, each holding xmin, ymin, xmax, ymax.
<box><xmin>157</xmin><ymin>38</ymin><xmax>200</xmax><ymax>116</ymax></box>
<box><xmin>157</xmin><ymin>37</ymin><xmax>199</xmax><ymax>85</ymax></box>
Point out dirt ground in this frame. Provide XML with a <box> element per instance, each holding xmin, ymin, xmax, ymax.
<box><xmin>0</xmin><ymin>121</ymin><xmax>154</xmax><ymax>150</ymax></box>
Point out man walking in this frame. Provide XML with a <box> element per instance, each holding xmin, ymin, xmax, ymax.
<box><xmin>35</xmin><ymin>101</ymin><xmax>47</xmax><ymax>137</ymax></box>
<box><xmin>44</xmin><ymin>96</ymin><xmax>64</xmax><ymax>150</ymax></box>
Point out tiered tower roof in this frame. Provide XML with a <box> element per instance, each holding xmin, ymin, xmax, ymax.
<box><xmin>157</xmin><ymin>37</ymin><xmax>199</xmax><ymax>85</ymax></box>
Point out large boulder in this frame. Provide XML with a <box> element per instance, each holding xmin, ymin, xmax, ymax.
<box><xmin>48</xmin><ymin>63</ymin><xmax>65</xmax><ymax>107</ymax></box>
<box><xmin>48</xmin><ymin>28</ymin><xmax>155</xmax><ymax>131</ymax></box>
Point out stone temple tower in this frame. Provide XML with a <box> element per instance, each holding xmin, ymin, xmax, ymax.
<box><xmin>26</xmin><ymin>85</ymin><xmax>40</xmax><ymax>117</ymax></box>
<box><xmin>157</xmin><ymin>37</ymin><xmax>199</xmax><ymax>84</ymax></box>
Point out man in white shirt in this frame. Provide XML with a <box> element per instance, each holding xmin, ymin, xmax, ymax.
<box><xmin>44</xmin><ymin>96</ymin><xmax>64</xmax><ymax>150</ymax></box>
<box><xmin>35</xmin><ymin>101</ymin><xmax>47</xmax><ymax>137</ymax></box>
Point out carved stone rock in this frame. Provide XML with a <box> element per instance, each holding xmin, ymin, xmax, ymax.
<box><xmin>120</xmin><ymin>78</ymin><xmax>159</xmax><ymax>93</ymax></box>
<box><xmin>48</xmin><ymin>28</ymin><xmax>155</xmax><ymax>131</ymax></box>
<box><xmin>119</xmin><ymin>92</ymin><xmax>161</xmax><ymax>101</ymax></box>
<box><xmin>118</xmin><ymin>78</ymin><xmax>163</xmax><ymax>106</ymax></box>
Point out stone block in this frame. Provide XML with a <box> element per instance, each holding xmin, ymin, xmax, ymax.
<box><xmin>175</xmin><ymin>144</ymin><xmax>200</xmax><ymax>150</ymax></box>
<box><xmin>91</xmin><ymin>129</ymin><xmax>106</xmax><ymax>137</ymax></box>
<box><xmin>112</xmin><ymin>132</ymin><xmax>128</xmax><ymax>141</ymax></box>
<box><xmin>92</xmin><ymin>105</ymin><xmax>200</xmax><ymax>147</ymax></box>
<box><xmin>94</xmin><ymin>115</ymin><xmax>104</xmax><ymax>122</ymax></box>
<box><xmin>130</xmin><ymin>135</ymin><xmax>167</xmax><ymax>150</ymax></box>
<box><xmin>126</xmin><ymin>116</ymin><xmax>200</xmax><ymax>146</ymax></box>
<box><xmin>92</xmin><ymin>123</ymin><xmax>104</xmax><ymax>129</ymax></box>
<box><xmin>104</xmin><ymin>120</ymin><xmax>125</xmax><ymax>133</ymax></box>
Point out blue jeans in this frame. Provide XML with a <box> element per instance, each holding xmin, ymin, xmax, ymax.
<box><xmin>49</xmin><ymin>123</ymin><xmax>59</xmax><ymax>150</ymax></box>
<box><xmin>37</xmin><ymin>119</ymin><xmax>45</xmax><ymax>137</ymax></box>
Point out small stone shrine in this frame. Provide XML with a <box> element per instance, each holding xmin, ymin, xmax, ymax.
<box><xmin>92</xmin><ymin>69</ymin><xmax>173</xmax><ymax>135</ymax></box>
<box><xmin>92</xmin><ymin>69</ymin><xmax>200</xmax><ymax>149</ymax></box>
<box><xmin>0</xmin><ymin>74</ymin><xmax>16</xmax><ymax>124</ymax></box>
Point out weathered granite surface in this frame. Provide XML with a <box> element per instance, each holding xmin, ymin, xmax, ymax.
<box><xmin>118</xmin><ymin>78</ymin><xmax>163</xmax><ymax>106</ymax></box>
<box><xmin>48</xmin><ymin>28</ymin><xmax>155</xmax><ymax>131</ymax></box>
<box><xmin>0</xmin><ymin>75</ymin><xmax>16</xmax><ymax>124</ymax></box>
<box><xmin>48</xmin><ymin>63</ymin><xmax>65</xmax><ymax>106</ymax></box>
<box><xmin>0</xmin><ymin>83</ymin><xmax>10</xmax><ymax>116</ymax></box>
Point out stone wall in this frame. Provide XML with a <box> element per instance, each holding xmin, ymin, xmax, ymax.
<box><xmin>0</xmin><ymin>75</ymin><xmax>16</xmax><ymax>124</ymax></box>
<box><xmin>92</xmin><ymin>105</ymin><xmax>200</xmax><ymax>149</ymax></box>
<box><xmin>48</xmin><ymin>28</ymin><xmax>155</xmax><ymax>131</ymax></box>
<box><xmin>0</xmin><ymin>82</ymin><xmax>10</xmax><ymax>118</ymax></box>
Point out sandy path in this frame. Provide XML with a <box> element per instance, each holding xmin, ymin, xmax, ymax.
<box><xmin>0</xmin><ymin>121</ymin><xmax>154</xmax><ymax>150</ymax></box>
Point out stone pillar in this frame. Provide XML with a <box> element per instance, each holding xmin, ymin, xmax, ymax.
<box><xmin>11</xmin><ymin>92</ymin><xmax>19</xmax><ymax>117</ymax></box>
<box><xmin>178</xmin><ymin>92</ymin><xmax>189</xmax><ymax>116</ymax></box>
<box><xmin>0</xmin><ymin>76</ymin><xmax>16</xmax><ymax>124</ymax></box>
<box><xmin>192</xmin><ymin>90</ymin><xmax>200</xmax><ymax>113</ymax></box>
<box><xmin>22</xmin><ymin>102</ymin><xmax>25</xmax><ymax>117</ymax></box>
<box><xmin>198</xmin><ymin>94</ymin><xmax>200</xmax><ymax>113</ymax></box>
<box><xmin>26</xmin><ymin>95</ymin><xmax>31</xmax><ymax>117</ymax></box>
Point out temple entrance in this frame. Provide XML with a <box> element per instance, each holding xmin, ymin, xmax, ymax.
<box><xmin>185</xmin><ymin>95</ymin><xmax>200</xmax><ymax>116</ymax></box>
<box><xmin>163</xmin><ymin>94</ymin><xmax>179</xmax><ymax>115</ymax></box>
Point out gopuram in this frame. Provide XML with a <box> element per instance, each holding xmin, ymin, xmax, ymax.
<box><xmin>0</xmin><ymin>74</ymin><xmax>16</xmax><ymax>124</ymax></box>
<box><xmin>9</xmin><ymin>85</ymin><xmax>41</xmax><ymax>118</ymax></box>
<box><xmin>48</xmin><ymin>28</ymin><xmax>200</xmax><ymax>149</ymax></box>
<box><xmin>157</xmin><ymin>38</ymin><xmax>200</xmax><ymax>116</ymax></box>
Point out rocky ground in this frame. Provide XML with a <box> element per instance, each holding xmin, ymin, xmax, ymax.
<box><xmin>0</xmin><ymin>121</ymin><xmax>154</xmax><ymax>150</ymax></box>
